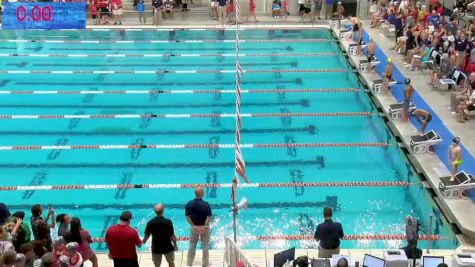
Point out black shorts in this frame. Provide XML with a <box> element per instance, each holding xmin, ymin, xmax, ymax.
<box><xmin>304</xmin><ymin>7</ymin><xmax>311</xmax><ymax>13</ymax></box>
<box><xmin>367</xmin><ymin>54</ymin><xmax>375</xmax><ymax>62</ymax></box>
<box><xmin>182</xmin><ymin>3</ymin><xmax>187</xmax><ymax>9</ymax></box>
<box><xmin>425</xmin><ymin>114</ymin><xmax>433</xmax><ymax>122</ymax></box>
<box><xmin>468</xmin><ymin>104</ymin><xmax>475</xmax><ymax>111</ymax></box>
<box><xmin>113</xmin><ymin>259</ymin><xmax>139</xmax><ymax>267</ymax></box>
<box><xmin>99</xmin><ymin>7</ymin><xmax>109</xmax><ymax>15</ymax></box>
<box><xmin>299</xmin><ymin>4</ymin><xmax>306</xmax><ymax>11</ymax></box>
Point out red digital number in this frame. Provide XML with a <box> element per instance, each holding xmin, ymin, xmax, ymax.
<box><xmin>42</xmin><ymin>6</ymin><xmax>53</xmax><ymax>21</ymax></box>
<box><xmin>16</xmin><ymin>6</ymin><xmax>27</xmax><ymax>21</ymax></box>
<box><xmin>32</xmin><ymin>6</ymin><xmax>42</xmax><ymax>21</ymax></box>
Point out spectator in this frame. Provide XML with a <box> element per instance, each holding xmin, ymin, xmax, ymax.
<box><xmin>325</xmin><ymin>0</ymin><xmax>333</xmax><ymax>19</ymax></box>
<box><xmin>39</xmin><ymin>252</ymin><xmax>54</xmax><ymax>267</ymax></box>
<box><xmin>55</xmin><ymin>214</ymin><xmax>70</xmax><ymax>238</ymax></box>
<box><xmin>64</xmin><ymin>217</ymin><xmax>98</xmax><ymax>267</ymax></box>
<box><xmin>455</xmin><ymin>33</ymin><xmax>468</xmax><ymax>68</ymax></box>
<box><xmin>181</xmin><ymin>0</ymin><xmax>188</xmax><ymax>19</ymax></box>
<box><xmin>337</xmin><ymin>258</ymin><xmax>349</xmax><ymax>267</ymax></box>
<box><xmin>0</xmin><ymin>224</ymin><xmax>15</xmax><ymax>254</ymax></box>
<box><xmin>163</xmin><ymin>0</ymin><xmax>174</xmax><ymax>20</ymax></box>
<box><xmin>186</xmin><ymin>187</ymin><xmax>212</xmax><ymax>267</ymax></box>
<box><xmin>20</xmin><ymin>242</ymin><xmax>36</xmax><ymax>267</ymax></box>
<box><xmin>314</xmin><ymin>207</ymin><xmax>344</xmax><ymax>258</ymax></box>
<box><xmin>152</xmin><ymin>0</ymin><xmax>163</xmax><ymax>25</ymax></box>
<box><xmin>272</xmin><ymin>0</ymin><xmax>282</xmax><ymax>19</ymax></box>
<box><xmin>4</xmin><ymin>216</ymin><xmax>27</xmax><ymax>252</ymax></box>
<box><xmin>52</xmin><ymin>237</ymin><xmax>66</xmax><ymax>265</ymax></box>
<box><xmin>457</xmin><ymin>89</ymin><xmax>475</xmax><ymax>122</ymax></box>
<box><xmin>98</xmin><ymin>0</ymin><xmax>110</xmax><ymax>24</ymax></box>
<box><xmin>110</xmin><ymin>0</ymin><xmax>123</xmax><ymax>25</ymax></box>
<box><xmin>30</xmin><ymin>205</ymin><xmax>55</xmax><ymax>248</ymax></box>
<box><xmin>430</xmin><ymin>54</ymin><xmax>455</xmax><ymax>89</ymax></box>
<box><xmin>0</xmin><ymin>203</ymin><xmax>10</xmax><ymax>225</ymax></box>
<box><xmin>15</xmin><ymin>253</ymin><xmax>26</xmax><ymax>267</ymax></box>
<box><xmin>137</xmin><ymin>0</ymin><xmax>146</xmax><ymax>24</ymax></box>
<box><xmin>32</xmin><ymin>240</ymin><xmax>47</xmax><ymax>260</ymax></box>
<box><xmin>282</xmin><ymin>0</ymin><xmax>289</xmax><ymax>21</ymax></box>
<box><xmin>313</xmin><ymin>0</ymin><xmax>322</xmax><ymax>20</ymax></box>
<box><xmin>227</xmin><ymin>0</ymin><xmax>235</xmax><ymax>23</ymax></box>
<box><xmin>89</xmin><ymin>0</ymin><xmax>99</xmax><ymax>25</ymax></box>
<box><xmin>0</xmin><ymin>249</ymin><xmax>17</xmax><ymax>267</ymax></box>
<box><xmin>61</xmin><ymin>242</ymin><xmax>83</xmax><ymax>267</ymax></box>
<box><xmin>446</xmin><ymin>17</ymin><xmax>459</xmax><ymax>37</ymax></box>
<box><xmin>105</xmin><ymin>211</ymin><xmax>142</xmax><ymax>267</ymax></box>
<box><xmin>300</xmin><ymin>0</ymin><xmax>312</xmax><ymax>22</ymax></box>
<box><xmin>427</xmin><ymin>10</ymin><xmax>440</xmax><ymax>29</ymax></box>
<box><xmin>143</xmin><ymin>204</ymin><xmax>177</xmax><ymax>267</ymax></box>
<box><xmin>217</xmin><ymin>0</ymin><xmax>226</xmax><ymax>26</ymax></box>
<box><xmin>246</xmin><ymin>0</ymin><xmax>257</xmax><ymax>22</ymax></box>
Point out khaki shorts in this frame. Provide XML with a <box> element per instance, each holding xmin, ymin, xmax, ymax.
<box><xmin>113</xmin><ymin>8</ymin><xmax>123</xmax><ymax>15</ymax></box>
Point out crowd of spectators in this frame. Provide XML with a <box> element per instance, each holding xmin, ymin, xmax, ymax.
<box><xmin>367</xmin><ymin>0</ymin><xmax>475</xmax><ymax>122</ymax></box>
<box><xmin>0</xmin><ymin>187</ymin><xmax>213</xmax><ymax>267</ymax></box>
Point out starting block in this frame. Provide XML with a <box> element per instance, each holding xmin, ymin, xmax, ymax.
<box><xmin>359</xmin><ymin>57</ymin><xmax>381</xmax><ymax>72</ymax></box>
<box><xmin>340</xmin><ymin>29</ymin><xmax>352</xmax><ymax>40</ymax></box>
<box><xmin>439</xmin><ymin>171</ymin><xmax>475</xmax><ymax>199</ymax></box>
<box><xmin>372</xmin><ymin>79</ymin><xmax>396</xmax><ymax>94</ymax></box>
<box><xmin>409</xmin><ymin>130</ymin><xmax>442</xmax><ymax>154</ymax></box>
<box><xmin>331</xmin><ymin>19</ymin><xmax>339</xmax><ymax>29</ymax></box>
<box><xmin>348</xmin><ymin>42</ymin><xmax>367</xmax><ymax>55</ymax></box>
<box><xmin>388</xmin><ymin>102</ymin><xmax>416</xmax><ymax>120</ymax></box>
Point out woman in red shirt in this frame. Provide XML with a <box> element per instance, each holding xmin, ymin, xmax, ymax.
<box><xmin>247</xmin><ymin>0</ymin><xmax>258</xmax><ymax>22</ymax></box>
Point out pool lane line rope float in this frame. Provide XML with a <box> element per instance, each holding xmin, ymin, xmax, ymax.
<box><xmin>88</xmin><ymin>234</ymin><xmax>442</xmax><ymax>243</ymax></box>
<box><xmin>0</xmin><ymin>68</ymin><xmax>347</xmax><ymax>75</ymax></box>
<box><xmin>0</xmin><ymin>112</ymin><xmax>375</xmax><ymax>120</ymax></box>
<box><xmin>0</xmin><ymin>38</ymin><xmax>334</xmax><ymax>44</ymax></box>
<box><xmin>0</xmin><ymin>88</ymin><xmax>359</xmax><ymax>95</ymax></box>
<box><xmin>0</xmin><ymin>181</ymin><xmax>413</xmax><ymax>191</ymax></box>
<box><xmin>0</xmin><ymin>142</ymin><xmax>391</xmax><ymax>151</ymax></box>
<box><xmin>84</xmin><ymin>26</ymin><xmax>338</xmax><ymax>31</ymax></box>
<box><xmin>0</xmin><ymin>52</ymin><xmax>339</xmax><ymax>58</ymax></box>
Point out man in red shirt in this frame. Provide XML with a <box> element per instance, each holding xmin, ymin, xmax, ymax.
<box><xmin>105</xmin><ymin>211</ymin><xmax>142</xmax><ymax>267</ymax></box>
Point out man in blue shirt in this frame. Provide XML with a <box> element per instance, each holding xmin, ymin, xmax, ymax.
<box><xmin>186</xmin><ymin>187</ymin><xmax>212</xmax><ymax>267</ymax></box>
<box><xmin>218</xmin><ymin>0</ymin><xmax>227</xmax><ymax>26</ymax></box>
<box><xmin>314</xmin><ymin>207</ymin><xmax>344</xmax><ymax>258</ymax></box>
<box><xmin>427</xmin><ymin>10</ymin><xmax>440</xmax><ymax>28</ymax></box>
<box><xmin>152</xmin><ymin>0</ymin><xmax>163</xmax><ymax>25</ymax></box>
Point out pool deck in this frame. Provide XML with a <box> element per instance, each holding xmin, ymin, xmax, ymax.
<box><xmin>333</xmin><ymin>25</ymin><xmax>475</xmax><ymax>246</ymax></box>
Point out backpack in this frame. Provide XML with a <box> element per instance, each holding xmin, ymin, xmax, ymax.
<box><xmin>293</xmin><ymin>256</ymin><xmax>309</xmax><ymax>267</ymax></box>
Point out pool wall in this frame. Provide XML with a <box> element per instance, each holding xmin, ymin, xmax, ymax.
<box><xmin>361</xmin><ymin>30</ymin><xmax>475</xmax><ymax>202</ymax></box>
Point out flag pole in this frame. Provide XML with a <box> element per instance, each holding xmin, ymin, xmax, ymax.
<box><xmin>233</xmin><ymin>0</ymin><xmax>241</xmax><ymax>245</ymax></box>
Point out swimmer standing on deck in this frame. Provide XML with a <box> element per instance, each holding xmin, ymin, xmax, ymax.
<box><xmin>448</xmin><ymin>137</ymin><xmax>462</xmax><ymax>181</ymax></box>
<box><xmin>384</xmin><ymin>58</ymin><xmax>394</xmax><ymax>95</ymax></box>
<box><xmin>367</xmin><ymin>38</ymin><xmax>376</xmax><ymax>72</ymax></box>
<box><xmin>403</xmin><ymin>78</ymin><xmax>414</xmax><ymax>122</ymax></box>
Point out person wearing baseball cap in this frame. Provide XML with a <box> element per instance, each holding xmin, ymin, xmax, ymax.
<box><xmin>105</xmin><ymin>211</ymin><xmax>142</xmax><ymax>267</ymax></box>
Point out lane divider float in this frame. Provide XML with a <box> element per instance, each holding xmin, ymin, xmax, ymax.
<box><xmin>0</xmin><ymin>112</ymin><xmax>374</xmax><ymax>120</ymax></box>
<box><xmin>0</xmin><ymin>88</ymin><xmax>359</xmax><ymax>95</ymax></box>
<box><xmin>0</xmin><ymin>38</ymin><xmax>333</xmax><ymax>44</ymax></box>
<box><xmin>0</xmin><ymin>68</ymin><xmax>346</xmax><ymax>75</ymax></box>
<box><xmin>0</xmin><ymin>181</ymin><xmax>412</xmax><ymax>191</ymax></box>
<box><xmin>0</xmin><ymin>52</ymin><xmax>338</xmax><ymax>58</ymax></box>
<box><xmin>0</xmin><ymin>142</ymin><xmax>391</xmax><ymax>151</ymax></box>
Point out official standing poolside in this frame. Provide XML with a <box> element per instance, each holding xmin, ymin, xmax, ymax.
<box><xmin>314</xmin><ymin>207</ymin><xmax>344</xmax><ymax>258</ymax></box>
<box><xmin>186</xmin><ymin>187</ymin><xmax>212</xmax><ymax>267</ymax></box>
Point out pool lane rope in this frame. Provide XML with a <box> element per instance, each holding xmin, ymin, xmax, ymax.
<box><xmin>0</xmin><ymin>52</ymin><xmax>338</xmax><ymax>58</ymax></box>
<box><xmin>88</xmin><ymin>234</ymin><xmax>441</xmax><ymax>243</ymax></box>
<box><xmin>0</xmin><ymin>88</ymin><xmax>359</xmax><ymax>95</ymax></box>
<box><xmin>0</xmin><ymin>68</ymin><xmax>346</xmax><ymax>75</ymax></box>
<box><xmin>0</xmin><ymin>142</ymin><xmax>391</xmax><ymax>151</ymax></box>
<box><xmin>0</xmin><ymin>112</ymin><xmax>375</xmax><ymax>120</ymax></box>
<box><xmin>0</xmin><ymin>181</ymin><xmax>412</xmax><ymax>191</ymax></box>
<box><xmin>0</xmin><ymin>38</ymin><xmax>334</xmax><ymax>44</ymax></box>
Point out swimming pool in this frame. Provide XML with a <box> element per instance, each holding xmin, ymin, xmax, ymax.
<box><xmin>0</xmin><ymin>28</ymin><xmax>458</xmax><ymax>250</ymax></box>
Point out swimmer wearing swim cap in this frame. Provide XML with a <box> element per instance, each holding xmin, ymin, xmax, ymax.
<box><xmin>403</xmin><ymin>78</ymin><xmax>414</xmax><ymax>122</ymax></box>
<box><xmin>411</xmin><ymin>109</ymin><xmax>431</xmax><ymax>134</ymax></box>
<box><xmin>448</xmin><ymin>137</ymin><xmax>462</xmax><ymax>181</ymax></box>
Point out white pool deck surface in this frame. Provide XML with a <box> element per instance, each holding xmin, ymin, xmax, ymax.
<box><xmin>33</xmin><ymin>17</ymin><xmax>475</xmax><ymax>266</ymax></box>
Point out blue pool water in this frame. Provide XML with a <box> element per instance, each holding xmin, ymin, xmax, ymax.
<box><xmin>0</xmin><ymin>29</ymin><xmax>458</xmax><ymax>250</ymax></box>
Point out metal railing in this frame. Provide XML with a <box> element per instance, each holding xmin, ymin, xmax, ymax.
<box><xmin>224</xmin><ymin>237</ymin><xmax>258</xmax><ymax>267</ymax></box>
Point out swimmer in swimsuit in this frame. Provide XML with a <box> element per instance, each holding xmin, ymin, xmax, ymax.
<box><xmin>411</xmin><ymin>108</ymin><xmax>432</xmax><ymax>134</ymax></box>
<box><xmin>403</xmin><ymin>78</ymin><xmax>414</xmax><ymax>122</ymax></box>
<box><xmin>367</xmin><ymin>38</ymin><xmax>376</xmax><ymax>72</ymax></box>
<box><xmin>448</xmin><ymin>137</ymin><xmax>462</xmax><ymax>181</ymax></box>
<box><xmin>384</xmin><ymin>58</ymin><xmax>394</xmax><ymax>95</ymax></box>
